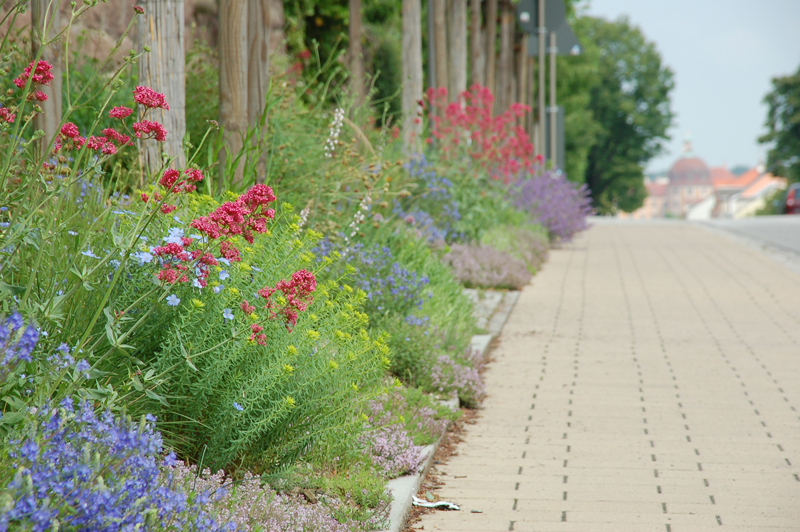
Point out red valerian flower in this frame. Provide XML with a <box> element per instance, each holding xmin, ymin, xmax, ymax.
<box><xmin>140</xmin><ymin>193</ymin><xmax>150</xmax><ymax>203</ymax></box>
<box><xmin>133</xmin><ymin>5</ymin><xmax>144</xmax><ymax>14</ymax></box>
<box><xmin>0</xmin><ymin>108</ymin><xmax>16</xmax><ymax>123</ymax></box>
<box><xmin>258</xmin><ymin>269</ymin><xmax>316</xmax><ymax>330</ymax></box>
<box><xmin>109</xmin><ymin>106</ymin><xmax>133</xmax><ymax>119</ymax></box>
<box><xmin>160</xmin><ymin>204</ymin><xmax>177</xmax><ymax>214</ymax></box>
<box><xmin>85</xmin><ymin>136</ymin><xmax>106</xmax><ymax>151</ymax></box>
<box><xmin>102</xmin><ymin>127</ymin><xmax>131</xmax><ymax>146</ymax></box>
<box><xmin>249</xmin><ymin>323</ymin><xmax>266</xmax><ymax>345</ymax></box>
<box><xmin>101</xmin><ymin>143</ymin><xmax>117</xmax><ymax>155</ymax></box>
<box><xmin>31</xmin><ymin>90</ymin><xmax>48</xmax><ymax>102</ymax></box>
<box><xmin>159</xmin><ymin>169</ymin><xmax>181</xmax><ymax>190</ymax></box>
<box><xmin>13</xmin><ymin>60</ymin><xmax>54</xmax><ymax>88</ymax></box>
<box><xmin>133</xmin><ymin>86</ymin><xmax>169</xmax><ymax>110</ymax></box>
<box><xmin>220</xmin><ymin>241</ymin><xmax>241</xmax><ymax>262</ymax></box>
<box><xmin>241</xmin><ymin>300</ymin><xmax>256</xmax><ymax>314</ymax></box>
<box><xmin>60</xmin><ymin>123</ymin><xmax>80</xmax><ymax>139</ymax></box>
<box><xmin>133</xmin><ymin>120</ymin><xmax>167</xmax><ymax>142</ymax></box>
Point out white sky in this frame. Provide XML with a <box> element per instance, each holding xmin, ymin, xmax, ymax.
<box><xmin>583</xmin><ymin>0</ymin><xmax>800</xmax><ymax>173</ymax></box>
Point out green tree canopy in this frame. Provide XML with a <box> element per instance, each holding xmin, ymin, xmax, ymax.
<box><xmin>579</xmin><ymin>15</ymin><xmax>674</xmax><ymax>214</ymax></box>
<box><xmin>759</xmin><ymin>64</ymin><xmax>800</xmax><ymax>184</ymax></box>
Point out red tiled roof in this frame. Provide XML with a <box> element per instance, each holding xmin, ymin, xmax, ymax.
<box><xmin>709</xmin><ymin>166</ymin><xmax>738</xmax><ymax>187</ymax></box>
<box><xmin>740</xmin><ymin>173</ymin><xmax>786</xmax><ymax>199</ymax></box>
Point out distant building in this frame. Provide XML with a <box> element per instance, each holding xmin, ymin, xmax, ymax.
<box><xmin>621</xmin><ymin>135</ymin><xmax>786</xmax><ymax>220</ymax></box>
<box><xmin>665</xmin><ymin>136</ymin><xmax>714</xmax><ymax>217</ymax></box>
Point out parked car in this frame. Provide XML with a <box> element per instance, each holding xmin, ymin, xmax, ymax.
<box><xmin>784</xmin><ymin>183</ymin><xmax>800</xmax><ymax>215</ymax></box>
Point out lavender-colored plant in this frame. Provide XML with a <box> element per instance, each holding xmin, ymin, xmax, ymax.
<box><xmin>442</xmin><ymin>243</ymin><xmax>532</xmax><ymax>290</ymax></box>
<box><xmin>2</xmin><ymin>400</ymin><xmax>224</xmax><ymax>532</ymax></box>
<box><xmin>168</xmin><ymin>462</ymin><xmax>387</xmax><ymax>532</ymax></box>
<box><xmin>511</xmin><ymin>170</ymin><xmax>593</xmax><ymax>242</ymax></box>
<box><xmin>430</xmin><ymin>346</ymin><xmax>486</xmax><ymax>408</ymax></box>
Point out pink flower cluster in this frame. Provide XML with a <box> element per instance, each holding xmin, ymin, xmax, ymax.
<box><xmin>159</xmin><ymin>168</ymin><xmax>204</xmax><ymax>194</ymax></box>
<box><xmin>132</xmin><ymin>120</ymin><xmax>167</xmax><ymax>142</ymax></box>
<box><xmin>257</xmin><ymin>269</ymin><xmax>317</xmax><ymax>331</ymax></box>
<box><xmin>190</xmin><ymin>185</ymin><xmax>277</xmax><ymax>248</ymax></box>
<box><xmin>0</xmin><ymin>108</ymin><xmax>15</xmax><ymax>124</ymax></box>
<box><xmin>426</xmin><ymin>84</ymin><xmax>543</xmax><ymax>183</ymax></box>
<box><xmin>133</xmin><ymin>86</ymin><xmax>170</xmax><ymax>110</ymax></box>
<box><xmin>13</xmin><ymin>60</ymin><xmax>54</xmax><ymax>89</ymax></box>
<box><xmin>55</xmin><ymin>122</ymin><xmax>130</xmax><ymax>155</ymax></box>
<box><xmin>152</xmin><ymin>238</ymin><xmax>218</xmax><ymax>286</ymax></box>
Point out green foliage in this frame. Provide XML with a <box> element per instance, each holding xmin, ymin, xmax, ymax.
<box><xmin>479</xmin><ymin>223</ymin><xmax>549</xmax><ymax>274</ymax></box>
<box><xmin>185</xmin><ymin>42</ymin><xmax>220</xmax><ymax>149</ymax></box>
<box><xmin>578</xmin><ymin>16</ymin><xmax>674</xmax><ymax>213</ymax></box>
<box><xmin>370</xmin><ymin>37</ymin><xmax>402</xmax><ymax>127</ymax></box>
<box><xmin>759</xmin><ymin>63</ymin><xmax>800</xmax><ymax>184</ymax></box>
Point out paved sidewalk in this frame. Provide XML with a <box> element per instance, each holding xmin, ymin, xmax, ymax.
<box><xmin>418</xmin><ymin>221</ymin><xmax>800</xmax><ymax>532</ymax></box>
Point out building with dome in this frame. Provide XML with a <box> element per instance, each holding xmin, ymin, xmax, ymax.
<box><xmin>665</xmin><ymin>136</ymin><xmax>714</xmax><ymax>217</ymax></box>
<box><xmin>622</xmin><ymin>133</ymin><xmax>787</xmax><ymax>220</ymax></box>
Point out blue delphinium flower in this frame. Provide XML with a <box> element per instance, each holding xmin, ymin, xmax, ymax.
<box><xmin>166</xmin><ymin>294</ymin><xmax>180</xmax><ymax>307</ymax></box>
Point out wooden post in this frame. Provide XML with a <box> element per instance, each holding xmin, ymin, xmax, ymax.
<box><xmin>137</xmin><ymin>0</ymin><xmax>186</xmax><ymax>172</ymax></box>
<box><xmin>219</xmin><ymin>0</ymin><xmax>248</xmax><ymax>188</ymax></box>
<box><xmin>484</xmin><ymin>0</ymin><xmax>496</xmax><ymax>102</ymax></box>
<box><xmin>247</xmin><ymin>0</ymin><xmax>270</xmax><ymax>183</ymax></box>
<box><xmin>549</xmin><ymin>30</ymin><xmax>556</xmax><ymax>166</ymax></box>
<box><xmin>526</xmin><ymin>54</ymin><xmax>534</xmax><ymax>135</ymax></box>
<box><xmin>401</xmin><ymin>0</ymin><xmax>423</xmax><ymax>154</ymax></box>
<box><xmin>469</xmin><ymin>0</ymin><xmax>482</xmax><ymax>87</ymax></box>
<box><xmin>496</xmin><ymin>1</ymin><xmax>513</xmax><ymax>113</ymax></box>
<box><xmin>348</xmin><ymin>0</ymin><xmax>365</xmax><ymax>107</ymax></box>
<box><xmin>447</xmin><ymin>0</ymin><xmax>467</xmax><ymax>100</ymax></box>
<box><xmin>31</xmin><ymin>0</ymin><xmax>62</xmax><ymax>155</ymax></box>
<box><xmin>517</xmin><ymin>32</ymin><xmax>527</xmax><ymax>125</ymax></box>
<box><xmin>432</xmin><ymin>0</ymin><xmax>448</xmax><ymax>92</ymax></box>
<box><xmin>537</xmin><ymin>0</ymin><xmax>545</xmax><ymax>161</ymax></box>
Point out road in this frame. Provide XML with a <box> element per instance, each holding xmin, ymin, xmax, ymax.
<box><xmin>703</xmin><ymin>216</ymin><xmax>800</xmax><ymax>256</ymax></box>
<box><xmin>417</xmin><ymin>221</ymin><xmax>800</xmax><ymax>532</ymax></box>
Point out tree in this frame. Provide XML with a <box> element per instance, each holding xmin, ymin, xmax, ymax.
<box><xmin>447</xmin><ymin>0</ymin><xmax>467</xmax><ymax>99</ymax></box>
<box><xmin>581</xmin><ymin>16</ymin><xmax>674</xmax><ymax>214</ymax></box>
<box><xmin>219</xmin><ymin>0</ymin><xmax>248</xmax><ymax>187</ymax></box>
<box><xmin>349</xmin><ymin>0</ymin><xmax>365</xmax><ymax>106</ymax></box>
<box><xmin>401</xmin><ymin>0</ymin><xmax>423</xmax><ymax>153</ymax></box>
<box><xmin>31</xmin><ymin>0</ymin><xmax>62</xmax><ymax>154</ymax></box>
<box><xmin>759</xmin><ymin>64</ymin><xmax>800</xmax><ymax>184</ymax></box>
<box><xmin>247</xmin><ymin>0</ymin><xmax>271</xmax><ymax>183</ymax></box>
<box><xmin>137</xmin><ymin>0</ymin><xmax>186</xmax><ymax>173</ymax></box>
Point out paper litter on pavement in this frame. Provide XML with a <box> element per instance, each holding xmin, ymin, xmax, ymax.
<box><xmin>411</xmin><ymin>495</ymin><xmax>460</xmax><ymax>510</ymax></box>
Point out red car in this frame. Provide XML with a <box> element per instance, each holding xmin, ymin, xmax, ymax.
<box><xmin>784</xmin><ymin>183</ymin><xmax>800</xmax><ymax>215</ymax></box>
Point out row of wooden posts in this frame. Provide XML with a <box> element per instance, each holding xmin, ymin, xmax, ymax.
<box><xmin>27</xmin><ymin>0</ymin><xmax>547</xmax><ymax>178</ymax></box>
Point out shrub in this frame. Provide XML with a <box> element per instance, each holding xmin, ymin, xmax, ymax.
<box><xmin>480</xmin><ymin>223</ymin><xmax>549</xmax><ymax>274</ymax></box>
<box><xmin>442</xmin><ymin>243</ymin><xmax>532</xmax><ymax>290</ymax></box>
<box><xmin>511</xmin><ymin>170</ymin><xmax>593</xmax><ymax>242</ymax></box>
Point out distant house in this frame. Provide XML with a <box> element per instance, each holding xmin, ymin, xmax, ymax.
<box><xmin>621</xmin><ymin>137</ymin><xmax>786</xmax><ymax>220</ymax></box>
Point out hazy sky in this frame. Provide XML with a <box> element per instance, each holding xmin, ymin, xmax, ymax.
<box><xmin>583</xmin><ymin>0</ymin><xmax>800</xmax><ymax>173</ymax></box>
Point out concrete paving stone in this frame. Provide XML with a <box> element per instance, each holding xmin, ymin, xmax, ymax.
<box><xmin>418</xmin><ymin>222</ymin><xmax>800</xmax><ymax>532</ymax></box>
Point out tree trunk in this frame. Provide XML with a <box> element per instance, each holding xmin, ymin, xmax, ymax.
<box><xmin>401</xmin><ymin>0</ymin><xmax>423</xmax><ymax>154</ymax></box>
<box><xmin>219</xmin><ymin>0</ymin><xmax>248</xmax><ymax>189</ymax></box>
<box><xmin>31</xmin><ymin>0</ymin><xmax>62</xmax><ymax>155</ymax></box>
<box><xmin>348</xmin><ymin>0</ymin><xmax>365</xmax><ymax>107</ymax></box>
<box><xmin>432</xmin><ymin>0</ymin><xmax>448</xmax><ymax>92</ymax></box>
<box><xmin>469</xmin><ymin>0</ymin><xmax>483</xmax><ymax>87</ymax></box>
<box><xmin>247</xmin><ymin>0</ymin><xmax>270</xmax><ymax>183</ymax></box>
<box><xmin>496</xmin><ymin>1</ymin><xmax>513</xmax><ymax>113</ymax></box>
<box><xmin>447</xmin><ymin>0</ymin><xmax>466</xmax><ymax>100</ymax></box>
<box><xmin>137</xmin><ymin>0</ymin><xmax>186</xmax><ymax>174</ymax></box>
<box><xmin>484</xmin><ymin>0</ymin><xmax>496</xmax><ymax>100</ymax></box>
<box><xmin>517</xmin><ymin>32</ymin><xmax>527</xmax><ymax>125</ymax></box>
